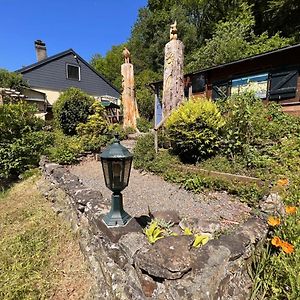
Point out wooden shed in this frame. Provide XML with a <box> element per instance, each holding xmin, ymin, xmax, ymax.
<box><xmin>152</xmin><ymin>44</ymin><xmax>300</xmax><ymax>117</ymax></box>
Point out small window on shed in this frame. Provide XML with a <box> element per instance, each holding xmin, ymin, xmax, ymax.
<box><xmin>192</xmin><ymin>74</ymin><xmax>206</xmax><ymax>93</ymax></box>
<box><xmin>269</xmin><ymin>70</ymin><xmax>298</xmax><ymax>100</ymax></box>
<box><xmin>231</xmin><ymin>73</ymin><xmax>268</xmax><ymax>98</ymax></box>
<box><xmin>66</xmin><ymin>64</ymin><xmax>80</xmax><ymax>81</ymax></box>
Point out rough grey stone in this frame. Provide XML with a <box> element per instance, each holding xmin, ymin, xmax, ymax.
<box><xmin>180</xmin><ymin>218</ymin><xmax>221</xmax><ymax>234</ymax></box>
<box><xmin>260</xmin><ymin>192</ymin><xmax>285</xmax><ymax>215</ymax></box>
<box><xmin>152</xmin><ymin>210</ymin><xmax>181</xmax><ymax>224</ymax></box>
<box><xmin>119</xmin><ymin>232</ymin><xmax>148</xmax><ymax>264</ymax></box>
<box><xmin>38</xmin><ymin>157</ymin><xmax>268</xmax><ymax>300</ymax></box>
<box><xmin>135</xmin><ymin>236</ymin><xmax>193</xmax><ymax>279</ymax></box>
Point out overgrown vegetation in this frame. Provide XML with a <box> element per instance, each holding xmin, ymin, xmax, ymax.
<box><xmin>133</xmin><ymin>93</ymin><xmax>300</xmax><ymax>298</ymax></box>
<box><xmin>0</xmin><ymin>175</ymin><xmax>90</xmax><ymax>299</ymax></box>
<box><xmin>0</xmin><ymin>101</ymin><xmax>52</xmax><ymax>183</ymax></box>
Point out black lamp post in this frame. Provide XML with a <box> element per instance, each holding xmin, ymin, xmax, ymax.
<box><xmin>100</xmin><ymin>137</ymin><xmax>133</xmax><ymax>227</ymax></box>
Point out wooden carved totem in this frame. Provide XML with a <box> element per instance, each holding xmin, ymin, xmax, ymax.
<box><xmin>121</xmin><ymin>47</ymin><xmax>139</xmax><ymax>130</ymax></box>
<box><xmin>162</xmin><ymin>21</ymin><xmax>184</xmax><ymax>117</ymax></box>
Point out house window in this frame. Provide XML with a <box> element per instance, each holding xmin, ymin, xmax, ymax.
<box><xmin>231</xmin><ymin>73</ymin><xmax>268</xmax><ymax>98</ymax></box>
<box><xmin>66</xmin><ymin>64</ymin><xmax>80</xmax><ymax>81</ymax></box>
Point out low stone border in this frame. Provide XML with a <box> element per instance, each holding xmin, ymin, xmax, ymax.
<box><xmin>38</xmin><ymin>157</ymin><xmax>268</xmax><ymax>300</ymax></box>
<box><xmin>175</xmin><ymin>164</ymin><xmax>267</xmax><ymax>186</ymax></box>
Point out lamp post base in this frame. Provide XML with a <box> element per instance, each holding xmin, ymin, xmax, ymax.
<box><xmin>102</xmin><ymin>192</ymin><xmax>132</xmax><ymax>227</ymax></box>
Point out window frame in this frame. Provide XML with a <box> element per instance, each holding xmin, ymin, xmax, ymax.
<box><xmin>66</xmin><ymin>63</ymin><xmax>81</xmax><ymax>81</ymax></box>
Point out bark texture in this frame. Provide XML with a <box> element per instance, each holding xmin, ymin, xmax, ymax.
<box><xmin>121</xmin><ymin>63</ymin><xmax>139</xmax><ymax>130</ymax></box>
<box><xmin>162</xmin><ymin>39</ymin><xmax>184</xmax><ymax>117</ymax></box>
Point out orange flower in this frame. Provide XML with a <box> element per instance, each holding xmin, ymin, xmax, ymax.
<box><xmin>277</xmin><ymin>178</ymin><xmax>289</xmax><ymax>187</ymax></box>
<box><xmin>285</xmin><ymin>206</ymin><xmax>297</xmax><ymax>214</ymax></box>
<box><xmin>271</xmin><ymin>236</ymin><xmax>283</xmax><ymax>247</ymax></box>
<box><xmin>267</xmin><ymin>216</ymin><xmax>281</xmax><ymax>226</ymax></box>
<box><xmin>280</xmin><ymin>241</ymin><xmax>295</xmax><ymax>254</ymax></box>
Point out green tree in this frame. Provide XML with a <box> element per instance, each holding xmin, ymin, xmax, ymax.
<box><xmin>186</xmin><ymin>3</ymin><xmax>291</xmax><ymax>71</ymax></box>
<box><xmin>53</xmin><ymin>87</ymin><xmax>94</xmax><ymax>135</ymax></box>
<box><xmin>90</xmin><ymin>44</ymin><xmax>124</xmax><ymax>90</ymax></box>
<box><xmin>0</xmin><ymin>69</ymin><xmax>28</xmax><ymax>91</ymax></box>
<box><xmin>135</xmin><ymin>69</ymin><xmax>161</xmax><ymax>120</ymax></box>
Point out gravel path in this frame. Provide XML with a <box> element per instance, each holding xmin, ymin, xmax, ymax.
<box><xmin>68</xmin><ymin>141</ymin><xmax>251</xmax><ymax>226</ymax></box>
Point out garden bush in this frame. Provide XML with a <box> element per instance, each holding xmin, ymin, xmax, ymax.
<box><xmin>0</xmin><ymin>102</ymin><xmax>52</xmax><ymax>181</ymax></box>
<box><xmin>219</xmin><ymin>93</ymin><xmax>300</xmax><ymax>160</ymax></box>
<box><xmin>166</xmin><ymin>97</ymin><xmax>225</xmax><ymax>162</ymax></box>
<box><xmin>53</xmin><ymin>87</ymin><xmax>94</xmax><ymax>135</ymax></box>
<box><xmin>137</xmin><ymin>117</ymin><xmax>152</xmax><ymax>133</ymax></box>
<box><xmin>76</xmin><ymin>101</ymin><xmax>110</xmax><ymax>152</ymax></box>
<box><xmin>133</xmin><ymin>133</ymin><xmax>156</xmax><ymax>169</ymax></box>
<box><xmin>47</xmin><ymin>131</ymin><xmax>83</xmax><ymax>165</ymax></box>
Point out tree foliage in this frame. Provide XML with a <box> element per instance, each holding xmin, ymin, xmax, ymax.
<box><xmin>0</xmin><ymin>69</ymin><xmax>28</xmax><ymax>91</ymax></box>
<box><xmin>186</xmin><ymin>3</ymin><xmax>291</xmax><ymax>71</ymax></box>
<box><xmin>0</xmin><ymin>102</ymin><xmax>51</xmax><ymax>180</ymax></box>
<box><xmin>53</xmin><ymin>87</ymin><xmax>94</xmax><ymax>135</ymax></box>
<box><xmin>90</xmin><ymin>44</ymin><xmax>124</xmax><ymax>90</ymax></box>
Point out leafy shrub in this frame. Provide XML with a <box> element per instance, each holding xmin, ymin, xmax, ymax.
<box><xmin>166</xmin><ymin>98</ymin><xmax>225</xmax><ymax>162</ymax></box>
<box><xmin>137</xmin><ymin>117</ymin><xmax>152</xmax><ymax>133</ymax></box>
<box><xmin>219</xmin><ymin>93</ymin><xmax>300</xmax><ymax>160</ymax></box>
<box><xmin>109</xmin><ymin>123</ymin><xmax>128</xmax><ymax>140</ymax></box>
<box><xmin>133</xmin><ymin>133</ymin><xmax>156</xmax><ymax>169</ymax></box>
<box><xmin>76</xmin><ymin>101</ymin><xmax>110</xmax><ymax>152</ymax></box>
<box><xmin>47</xmin><ymin>131</ymin><xmax>83</xmax><ymax>164</ymax></box>
<box><xmin>53</xmin><ymin>87</ymin><xmax>94</xmax><ymax>135</ymax></box>
<box><xmin>0</xmin><ymin>102</ymin><xmax>52</xmax><ymax>181</ymax></box>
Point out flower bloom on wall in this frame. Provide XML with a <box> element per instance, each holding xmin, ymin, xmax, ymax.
<box><xmin>267</xmin><ymin>216</ymin><xmax>281</xmax><ymax>226</ymax></box>
<box><xmin>285</xmin><ymin>206</ymin><xmax>297</xmax><ymax>214</ymax></box>
<box><xmin>276</xmin><ymin>178</ymin><xmax>289</xmax><ymax>187</ymax></box>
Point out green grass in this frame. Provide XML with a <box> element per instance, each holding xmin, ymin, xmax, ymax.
<box><xmin>0</xmin><ymin>175</ymin><xmax>91</xmax><ymax>300</ymax></box>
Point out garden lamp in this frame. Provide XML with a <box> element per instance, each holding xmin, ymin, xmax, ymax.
<box><xmin>100</xmin><ymin>136</ymin><xmax>133</xmax><ymax>227</ymax></box>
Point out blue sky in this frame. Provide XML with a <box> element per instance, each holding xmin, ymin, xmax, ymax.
<box><xmin>0</xmin><ymin>0</ymin><xmax>147</xmax><ymax>71</ymax></box>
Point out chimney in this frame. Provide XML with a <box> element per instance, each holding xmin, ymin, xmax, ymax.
<box><xmin>34</xmin><ymin>40</ymin><xmax>47</xmax><ymax>61</ymax></box>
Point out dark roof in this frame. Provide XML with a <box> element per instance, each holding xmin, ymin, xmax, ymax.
<box><xmin>150</xmin><ymin>43</ymin><xmax>300</xmax><ymax>85</ymax></box>
<box><xmin>16</xmin><ymin>49</ymin><xmax>120</xmax><ymax>94</ymax></box>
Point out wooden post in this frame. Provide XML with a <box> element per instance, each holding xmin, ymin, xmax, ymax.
<box><xmin>162</xmin><ymin>39</ymin><xmax>184</xmax><ymax>117</ymax></box>
<box><xmin>121</xmin><ymin>48</ymin><xmax>139</xmax><ymax>130</ymax></box>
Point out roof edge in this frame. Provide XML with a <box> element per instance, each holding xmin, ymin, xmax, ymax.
<box><xmin>15</xmin><ymin>48</ymin><xmax>120</xmax><ymax>95</ymax></box>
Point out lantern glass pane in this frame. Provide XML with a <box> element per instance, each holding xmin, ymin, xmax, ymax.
<box><xmin>123</xmin><ymin>158</ymin><xmax>132</xmax><ymax>186</ymax></box>
<box><xmin>111</xmin><ymin>160</ymin><xmax>124</xmax><ymax>191</ymax></box>
<box><xmin>101</xmin><ymin>159</ymin><xmax>111</xmax><ymax>189</ymax></box>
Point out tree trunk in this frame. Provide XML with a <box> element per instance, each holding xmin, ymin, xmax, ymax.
<box><xmin>162</xmin><ymin>39</ymin><xmax>184</xmax><ymax>117</ymax></box>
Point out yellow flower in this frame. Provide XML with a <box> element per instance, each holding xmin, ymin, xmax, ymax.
<box><xmin>285</xmin><ymin>206</ymin><xmax>297</xmax><ymax>214</ymax></box>
<box><xmin>271</xmin><ymin>236</ymin><xmax>282</xmax><ymax>247</ymax></box>
<box><xmin>280</xmin><ymin>241</ymin><xmax>295</xmax><ymax>254</ymax></box>
<box><xmin>267</xmin><ymin>216</ymin><xmax>281</xmax><ymax>226</ymax></box>
<box><xmin>277</xmin><ymin>178</ymin><xmax>289</xmax><ymax>187</ymax></box>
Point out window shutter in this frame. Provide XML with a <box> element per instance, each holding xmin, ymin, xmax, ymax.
<box><xmin>269</xmin><ymin>70</ymin><xmax>298</xmax><ymax>100</ymax></box>
<box><xmin>192</xmin><ymin>74</ymin><xmax>206</xmax><ymax>93</ymax></box>
<box><xmin>212</xmin><ymin>82</ymin><xmax>228</xmax><ymax>100</ymax></box>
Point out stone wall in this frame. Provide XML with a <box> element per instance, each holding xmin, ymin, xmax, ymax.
<box><xmin>38</xmin><ymin>157</ymin><xmax>268</xmax><ymax>300</ymax></box>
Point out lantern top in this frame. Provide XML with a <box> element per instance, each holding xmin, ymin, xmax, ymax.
<box><xmin>100</xmin><ymin>137</ymin><xmax>133</xmax><ymax>160</ymax></box>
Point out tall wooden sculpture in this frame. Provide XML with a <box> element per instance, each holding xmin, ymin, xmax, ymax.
<box><xmin>162</xmin><ymin>21</ymin><xmax>184</xmax><ymax>117</ymax></box>
<box><xmin>121</xmin><ymin>47</ymin><xmax>139</xmax><ymax>130</ymax></box>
